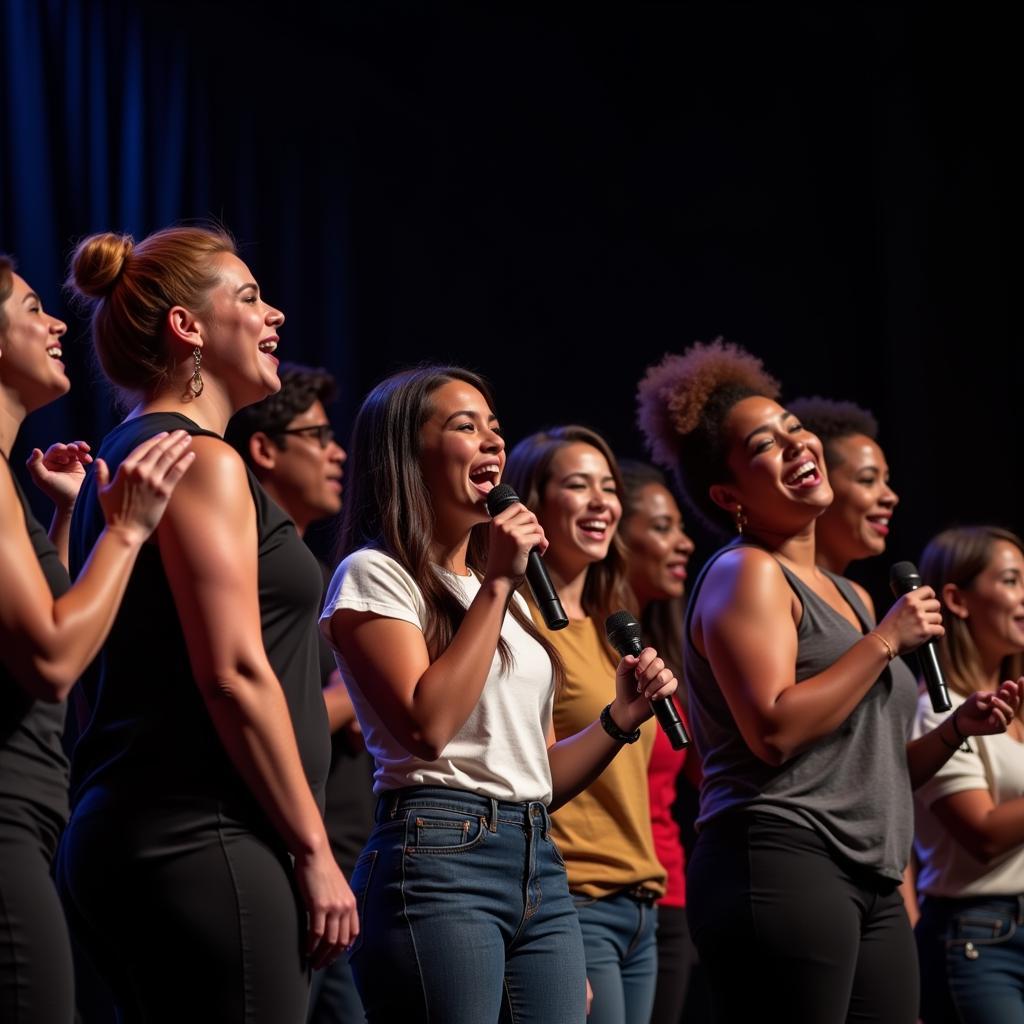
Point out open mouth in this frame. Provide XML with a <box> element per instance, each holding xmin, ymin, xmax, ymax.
<box><xmin>866</xmin><ymin>515</ymin><xmax>891</xmax><ymax>537</ymax></box>
<box><xmin>577</xmin><ymin>518</ymin><xmax>609</xmax><ymax>541</ymax></box>
<box><xmin>666</xmin><ymin>560</ymin><xmax>688</xmax><ymax>580</ymax></box>
<box><xmin>46</xmin><ymin>345</ymin><xmax>63</xmax><ymax>360</ymax></box>
<box><xmin>469</xmin><ymin>462</ymin><xmax>500</xmax><ymax>496</ymax></box>
<box><xmin>784</xmin><ymin>460</ymin><xmax>821</xmax><ymax>489</ymax></box>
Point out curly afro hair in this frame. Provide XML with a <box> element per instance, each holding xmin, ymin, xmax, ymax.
<box><xmin>785</xmin><ymin>396</ymin><xmax>878</xmax><ymax>470</ymax></box>
<box><xmin>636</xmin><ymin>338</ymin><xmax>780</xmax><ymax>534</ymax></box>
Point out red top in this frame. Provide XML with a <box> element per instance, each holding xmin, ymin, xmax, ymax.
<box><xmin>647</xmin><ymin>717</ymin><xmax>693</xmax><ymax>908</ymax></box>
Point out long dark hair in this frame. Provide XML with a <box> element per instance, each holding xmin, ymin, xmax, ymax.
<box><xmin>336</xmin><ymin>364</ymin><xmax>564</xmax><ymax>683</ymax></box>
<box><xmin>619</xmin><ymin>460</ymin><xmax>686</xmax><ymax>692</ymax></box>
<box><xmin>504</xmin><ymin>424</ymin><xmax>633</xmax><ymax>665</ymax></box>
<box><xmin>920</xmin><ymin>526</ymin><xmax>1024</xmax><ymax>701</ymax></box>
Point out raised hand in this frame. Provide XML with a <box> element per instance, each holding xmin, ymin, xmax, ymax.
<box><xmin>956</xmin><ymin>678</ymin><xmax>1023</xmax><ymax>737</ymax></box>
<box><xmin>26</xmin><ymin>440</ymin><xmax>93</xmax><ymax>510</ymax></box>
<box><xmin>610</xmin><ymin>645</ymin><xmax>678</xmax><ymax>735</ymax></box>
<box><xmin>875</xmin><ymin>586</ymin><xmax>945</xmax><ymax>657</ymax></box>
<box><xmin>485</xmin><ymin>501</ymin><xmax>547</xmax><ymax>584</ymax></box>
<box><xmin>97</xmin><ymin>431</ymin><xmax>196</xmax><ymax>545</ymax></box>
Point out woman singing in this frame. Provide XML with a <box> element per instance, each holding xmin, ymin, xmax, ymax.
<box><xmin>785</xmin><ymin>396</ymin><xmax>898</xmax><ymax>577</ymax></box>
<box><xmin>618</xmin><ymin>459</ymin><xmax>701</xmax><ymax>1024</ymax></box>
<box><xmin>57</xmin><ymin>228</ymin><xmax>354</xmax><ymax>1023</ymax></box>
<box><xmin>637</xmin><ymin>339</ymin><xmax>1019</xmax><ymax>1023</ymax></box>
<box><xmin>913</xmin><ymin>527</ymin><xmax>1024</xmax><ymax>1023</ymax></box>
<box><xmin>0</xmin><ymin>254</ymin><xmax>192</xmax><ymax>1022</ymax></box>
<box><xmin>504</xmin><ymin>427</ymin><xmax>668</xmax><ymax>1024</ymax></box>
<box><xmin>321</xmin><ymin>367</ymin><xmax>677</xmax><ymax>1024</ymax></box>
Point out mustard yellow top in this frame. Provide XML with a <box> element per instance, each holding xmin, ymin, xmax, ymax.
<box><xmin>530</xmin><ymin>601</ymin><xmax>666</xmax><ymax>899</ymax></box>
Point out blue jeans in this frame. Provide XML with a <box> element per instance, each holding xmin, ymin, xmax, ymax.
<box><xmin>917</xmin><ymin>894</ymin><xmax>1024</xmax><ymax>1023</ymax></box>
<box><xmin>308</xmin><ymin>950</ymin><xmax>365</xmax><ymax>1023</ymax></box>
<box><xmin>348</xmin><ymin>787</ymin><xmax>586</xmax><ymax>1023</ymax></box>
<box><xmin>573</xmin><ymin>891</ymin><xmax>658</xmax><ymax>1024</ymax></box>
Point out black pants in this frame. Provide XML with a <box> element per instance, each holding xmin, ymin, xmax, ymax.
<box><xmin>0</xmin><ymin>820</ymin><xmax>74</xmax><ymax>1023</ymax></box>
<box><xmin>57</xmin><ymin>793</ymin><xmax>309</xmax><ymax>1024</ymax></box>
<box><xmin>687</xmin><ymin>812</ymin><xmax>918</xmax><ymax>1024</ymax></box>
<box><xmin>650</xmin><ymin>905</ymin><xmax>696</xmax><ymax>1024</ymax></box>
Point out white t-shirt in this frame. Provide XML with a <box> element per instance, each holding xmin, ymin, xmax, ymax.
<box><xmin>320</xmin><ymin>547</ymin><xmax>555</xmax><ymax>803</ymax></box>
<box><xmin>913</xmin><ymin>690</ymin><xmax>1024</xmax><ymax>897</ymax></box>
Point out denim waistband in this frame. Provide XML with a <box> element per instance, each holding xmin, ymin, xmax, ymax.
<box><xmin>375</xmin><ymin>786</ymin><xmax>551</xmax><ymax>832</ymax></box>
<box><xmin>924</xmin><ymin>893</ymin><xmax>1024</xmax><ymax>917</ymax></box>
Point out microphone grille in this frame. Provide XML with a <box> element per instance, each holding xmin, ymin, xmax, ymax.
<box><xmin>485</xmin><ymin>483</ymin><xmax>519</xmax><ymax>517</ymax></box>
<box><xmin>889</xmin><ymin>560</ymin><xmax>923</xmax><ymax>595</ymax></box>
<box><xmin>605</xmin><ymin>610</ymin><xmax>641</xmax><ymax>639</ymax></box>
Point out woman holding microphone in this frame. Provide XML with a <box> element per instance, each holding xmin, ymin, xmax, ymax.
<box><xmin>321</xmin><ymin>366</ymin><xmax>677</xmax><ymax>1023</ymax></box>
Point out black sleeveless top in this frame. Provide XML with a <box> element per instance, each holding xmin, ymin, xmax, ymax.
<box><xmin>684</xmin><ymin>541</ymin><xmax>918</xmax><ymax>882</ymax></box>
<box><xmin>0</xmin><ymin>456</ymin><xmax>71</xmax><ymax>852</ymax></box>
<box><xmin>68</xmin><ymin>413</ymin><xmax>329</xmax><ymax>827</ymax></box>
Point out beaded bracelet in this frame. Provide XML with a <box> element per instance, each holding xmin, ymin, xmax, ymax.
<box><xmin>599</xmin><ymin>703</ymin><xmax>641</xmax><ymax>744</ymax></box>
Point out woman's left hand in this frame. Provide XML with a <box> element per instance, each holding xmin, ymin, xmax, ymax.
<box><xmin>609</xmin><ymin>646</ymin><xmax>678</xmax><ymax>734</ymax></box>
<box><xmin>956</xmin><ymin>678</ymin><xmax>1023</xmax><ymax>737</ymax></box>
<box><xmin>26</xmin><ymin>441</ymin><xmax>93</xmax><ymax>510</ymax></box>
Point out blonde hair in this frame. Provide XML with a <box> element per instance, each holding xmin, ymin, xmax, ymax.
<box><xmin>67</xmin><ymin>226</ymin><xmax>235</xmax><ymax>402</ymax></box>
<box><xmin>920</xmin><ymin>526</ymin><xmax>1024</xmax><ymax>698</ymax></box>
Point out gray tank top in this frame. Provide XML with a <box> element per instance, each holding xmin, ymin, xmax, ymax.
<box><xmin>684</xmin><ymin>542</ymin><xmax>918</xmax><ymax>882</ymax></box>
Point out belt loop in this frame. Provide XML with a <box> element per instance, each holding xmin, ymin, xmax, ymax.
<box><xmin>488</xmin><ymin>797</ymin><xmax>499</xmax><ymax>833</ymax></box>
<box><xmin>388</xmin><ymin>792</ymin><xmax>400</xmax><ymax>819</ymax></box>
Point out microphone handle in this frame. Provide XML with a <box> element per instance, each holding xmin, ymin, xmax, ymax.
<box><xmin>525</xmin><ymin>549</ymin><xmax>569</xmax><ymax>630</ymax></box>
<box><xmin>918</xmin><ymin>641</ymin><xmax>952</xmax><ymax>713</ymax></box>
<box><xmin>652</xmin><ymin>692</ymin><xmax>690</xmax><ymax>750</ymax></box>
<box><xmin>621</xmin><ymin>638</ymin><xmax>690</xmax><ymax>750</ymax></box>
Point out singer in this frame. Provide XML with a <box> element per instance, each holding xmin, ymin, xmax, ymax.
<box><xmin>0</xmin><ymin>256</ymin><xmax>193</xmax><ymax>1023</ymax></box>
<box><xmin>320</xmin><ymin>367</ymin><xmax>676</xmax><ymax>1023</ymax></box>
<box><xmin>56</xmin><ymin>228</ymin><xmax>354</xmax><ymax>1023</ymax></box>
<box><xmin>912</xmin><ymin>527</ymin><xmax>1024</xmax><ymax>1023</ymax></box>
<box><xmin>504</xmin><ymin>426</ymin><xmax>669</xmax><ymax>1024</ymax></box>
<box><xmin>637</xmin><ymin>339</ymin><xmax>1020</xmax><ymax>1023</ymax></box>
<box><xmin>619</xmin><ymin>460</ymin><xmax>701</xmax><ymax>1024</ymax></box>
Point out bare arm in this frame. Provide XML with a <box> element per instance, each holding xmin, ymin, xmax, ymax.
<box><xmin>695</xmin><ymin>548</ymin><xmax>943</xmax><ymax>766</ymax></box>
<box><xmin>547</xmin><ymin>648</ymin><xmax>677</xmax><ymax>812</ymax></box>
<box><xmin>323</xmin><ymin>671</ymin><xmax>359</xmax><ymax>733</ymax></box>
<box><xmin>932</xmin><ymin>787</ymin><xmax>1024</xmax><ymax>863</ymax></box>
<box><xmin>157</xmin><ymin>437</ymin><xmax>354</xmax><ymax>966</ymax></box>
<box><xmin>327</xmin><ymin>503</ymin><xmax>546</xmax><ymax>759</ymax></box>
<box><xmin>907</xmin><ymin>680</ymin><xmax>1021</xmax><ymax>791</ymax></box>
<box><xmin>0</xmin><ymin>433</ymin><xmax>194</xmax><ymax>701</ymax></box>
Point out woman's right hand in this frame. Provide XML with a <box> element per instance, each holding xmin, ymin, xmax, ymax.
<box><xmin>876</xmin><ymin>586</ymin><xmax>944</xmax><ymax>657</ymax></box>
<box><xmin>294</xmin><ymin>845</ymin><xmax>359</xmax><ymax>970</ymax></box>
<box><xmin>97</xmin><ymin>430</ymin><xmax>195</xmax><ymax>545</ymax></box>
<box><xmin>484</xmin><ymin>500</ymin><xmax>547</xmax><ymax>585</ymax></box>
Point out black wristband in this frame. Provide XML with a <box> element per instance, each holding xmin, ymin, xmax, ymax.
<box><xmin>600</xmin><ymin>703</ymin><xmax>641</xmax><ymax>744</ymax></box>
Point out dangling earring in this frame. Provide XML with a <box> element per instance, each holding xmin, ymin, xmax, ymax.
<box><xmin>734</xmin><ymin>504</ymin><xmax>748</xmax><ymax>536</ymax></box>
<box><xmin>187</xmin><ymin>347</ymin><xmax>204</xmax><ymax>398</ymax></box>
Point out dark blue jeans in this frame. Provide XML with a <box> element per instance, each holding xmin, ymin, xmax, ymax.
<box><xmin>917</xmin><ymin>894</ymin><xmax>1024</xmax><ymax>1023</ymax></box>
<box><xmin>307</xmin><ymin>949</ymin><xmax>365</xmax><ymax>1024</ymax></box>
<box><xmin>572</xmin><ymin>890</ymin><xmax>658</xmax><ymax>1024</ymax></box>
<box><xmin>348</xmin><ymin>787</ymin><xmax>587</xmax><ymax>1023</ymax></box>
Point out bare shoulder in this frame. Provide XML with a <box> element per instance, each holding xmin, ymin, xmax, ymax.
<box><xmin>701</xmin><ymin>546</ymin><xmax>789</xmax><ymax>609</ymax></box>
<box><xmin>167</xmin><ymin>436</ymin><xmax>250</xmax><ymax>508</ymax></box>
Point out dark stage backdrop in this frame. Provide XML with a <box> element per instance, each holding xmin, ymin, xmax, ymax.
<box><xmin>2</xmin><ymin>1</ymin><xmax>1020</xmax><ymax>602</ymax></box>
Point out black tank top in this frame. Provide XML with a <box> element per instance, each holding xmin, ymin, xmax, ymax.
<box><xmin>0</xmin><ymin>456</ymin><xmax>71</xmax><ymax>851</ymax></box>
<box><xmin>68</xmin><ymin>413</ymin><xmax>329</xmax><ymax>825</ymax></box>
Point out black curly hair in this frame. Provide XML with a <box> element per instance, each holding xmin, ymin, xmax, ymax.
<box><xmin>786</xmin><ymin>396</ymin><xmax>878</xmax><ymax>470</ymax></box>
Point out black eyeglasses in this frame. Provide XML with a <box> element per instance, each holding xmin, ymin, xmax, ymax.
<box><xmin>274</xmin><ymin>424</ymin><xmax>336</xmax><ymax>449</ymax></box>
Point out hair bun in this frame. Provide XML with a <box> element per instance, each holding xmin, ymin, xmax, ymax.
<box><xmin>68</xmin><ymin>232</ymin><xmax>134</xmax><ymax>300</ymax></box>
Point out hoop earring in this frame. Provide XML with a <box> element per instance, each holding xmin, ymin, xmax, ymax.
<box><xmin>188</xmin><ymin>347</ymin><xmax>204</xmax><ymax>398</ymax></box>
<box><xmin>734</xmin><ymin>504</ymin><xmax>748</xmax><ymax>536</ymax></box>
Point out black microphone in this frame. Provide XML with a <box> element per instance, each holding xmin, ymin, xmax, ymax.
<box><xmin>605</xmin><ymin>610</ymin><xmax>690</xmax><ymax>750</ymax></box>
<box><xmin>485</xmin><ymin>484</ymin><xmax>568</xmax><ymax>631</ymax></box>
<box><xmin>889</xmin><ymin>561</ymin><xmax>951</xmax><ymax>713</ymax></box>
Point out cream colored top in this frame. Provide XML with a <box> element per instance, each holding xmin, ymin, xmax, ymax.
<box><xmin>322</xmin><ymin>547</ymin><xmax>556</xmax><ymax>803</ymax></box>
<box><xmin>533</xmin><ymin>601</ymin><xmax>666</xmax><ymax>898</ymax></box>
<box><xmin>913</xmin><ymin>690</ymin><xmax>1024</xmax><ymax>897</ymax></box>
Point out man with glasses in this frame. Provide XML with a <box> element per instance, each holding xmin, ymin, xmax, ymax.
<box><xmin>227</xmin><ymin>364</ymin><xmax>372</xmax><ymax>1024</ymax></box>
